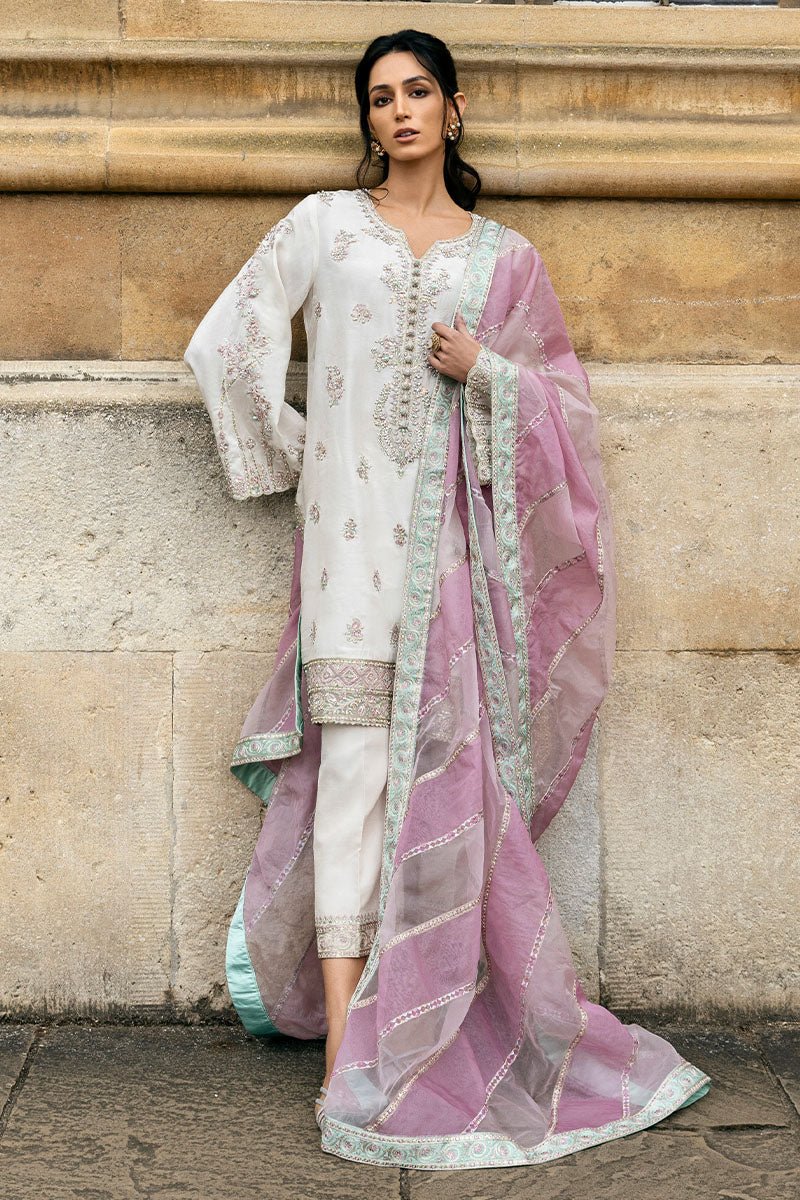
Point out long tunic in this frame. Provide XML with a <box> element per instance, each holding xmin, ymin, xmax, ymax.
<box><xmin>184</xmin><ymin>187</ymin><xmax>489</xmax><ymax>727</ymax></box>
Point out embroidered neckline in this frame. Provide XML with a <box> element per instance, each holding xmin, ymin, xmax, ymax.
<box><xmin>353</xmin><ymin>188</ymin><xmax>482</xmax><ymax>262</ymax></box>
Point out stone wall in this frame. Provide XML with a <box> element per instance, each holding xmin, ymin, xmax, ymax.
<box><xmin>1</xmin><ymin>4</ymin><xmax>798</xmax><ymax>1021</ymax></box>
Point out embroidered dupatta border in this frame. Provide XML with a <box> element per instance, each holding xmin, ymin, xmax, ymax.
<box><xmin>320</xmin><ymin>1061</ymin><xmax>711</xmax><ymax>1170</ymax></box>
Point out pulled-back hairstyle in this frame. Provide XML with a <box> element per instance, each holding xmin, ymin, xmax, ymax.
<box><xmin>354</xmin><ymin>29</ymin><xmax>481</xmax><ymax>211</ymax></box>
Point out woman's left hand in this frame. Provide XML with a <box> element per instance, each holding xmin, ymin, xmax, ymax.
<box><xmin>427</xmin><ymin>312</ymin><xmax>481</xmax><ymax>384</ymax></box>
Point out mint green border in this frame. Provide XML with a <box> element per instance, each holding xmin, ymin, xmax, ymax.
<box><xmin>488</xmin><ymin>349</ymin><xmax>535</xmax><ymax>827</ymax></box>
<box><xmin>319</xmin><ymin>1062</ymin><xmax>711</xmax><ymax>1170</ymax></box>
<box><xmin>225</xmin><ymin>885</ymin><xmax>279</xmax><ymax>1036</ymax></box>
<box><xmin>229</xmin><ymin>618</ymin><xmax>305</xmax><ymax>800</ymax></box>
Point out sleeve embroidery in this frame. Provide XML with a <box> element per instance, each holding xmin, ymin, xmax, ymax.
<box><xmin>464</xmin><ymin>344</ymin><xmax>493</xmax><ymax>486</ymax></box>
<box><xmin>183</xmin><ymin>193</ymin><xmax>319</xmax><ymax>499</ymax></box>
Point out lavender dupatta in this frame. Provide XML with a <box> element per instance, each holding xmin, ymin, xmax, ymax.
<box><xmin>224</xmin><ymin>219</ymin><xmax>711</xmax><ymax>1169</ymax></box>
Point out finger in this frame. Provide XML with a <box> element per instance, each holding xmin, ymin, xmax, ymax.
<box><xmin>431</xmin><ymin>321</ymin><xmax>453</xmax><ymax>339</ymax></box>
<box><xmin>453</xmin><ymin>312</ymin><xmax>467</xmax><ymax>329</ymax></box>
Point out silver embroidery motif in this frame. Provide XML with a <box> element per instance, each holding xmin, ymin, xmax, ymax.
<box><xmin>372</xmin><ymin>570</ymin><xmax>382</xmax><ymax>592</ymax></box>
<box><xmin>326</xmin><ymin>365</ymin><xmax>343</xmax><ymax>407</ymax></box>
<box><xmin>314</xmin><ymin>440</ymin><xmax>327</xmax><ymax>460</ymax></box>
<box><xmin>393</xmin><ymin>523</ymin><xmax>407</xmax><ymax>546</ymax></box>
<box><xmin>370</xmin><ymin>335</ymin><xmax>398</xmax><ymax>372</ymax></box>
<box><xmin>308</xmin><ymin>501</ymin><xmax>320</xmax><ymax>524</ymax></box>
<box><xmin>345</xmin><ymin>618</ymin><xmax>364</xmax><ymax>644</ymax></box>
<box><xmin>320</xmin><ymin>567</ymin><xmax>329</xmax><ymax>589</ymax></box>
<box><xmin>305</xmin><ymin>658</ymin><xmax>395</xmax><ymax>727</ymax></box>
<box><xmin>342</xmin><ymin>517</ymin><xmax>357</xmax><ymax>540</ymax></box>
<box><xmin>357</xmin><ymin>456</ymin><xmax>371</xmax><ymax>482</ymax></box>
<box><xmin>331</xmin><ymin>229</ymin><xmax>358</xmax><ymax>261</ymax></box>
<box><xmin>350</xmin><ymin>303</ymin><xmax>372</xmax><ymax>324</ymax></box>
<box><xmin>313</xmin><ymin>300</ymin><xmax>322</xmax><ymax>319</ymax></box>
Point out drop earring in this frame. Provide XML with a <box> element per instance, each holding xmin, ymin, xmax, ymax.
<box><xmin>370</xmin><ymin>137</ymin><xmax>386</xmax><ymax>158</ymax></box>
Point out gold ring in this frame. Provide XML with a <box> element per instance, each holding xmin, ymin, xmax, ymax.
<box><xmin>430</xmin><ymin>332</ymin><xmax>441</xmax><ymax>354</ymax></box>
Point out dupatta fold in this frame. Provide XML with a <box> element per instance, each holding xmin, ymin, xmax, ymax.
<box><xmin>223</xmin><ymin>218</ymin><xmax>711</xmax><ymax>1168</ymax></box>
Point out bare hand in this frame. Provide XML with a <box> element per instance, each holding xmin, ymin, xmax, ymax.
<box><xmin>427</xmin><ymin>312</ymin><xmax>481</xmax><ymax>384</ymax></box>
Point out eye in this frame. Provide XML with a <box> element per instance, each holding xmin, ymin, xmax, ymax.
<box><xmin>410</xmin><ymin>88</ymin><xmax>429</xmax><ymax>98</ymax></box>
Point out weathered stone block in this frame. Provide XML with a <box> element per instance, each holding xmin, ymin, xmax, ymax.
<box><xmin>171</xmin><ymin>650</ymin><xmax>277</xmax><ymax>1012</ymax></box>
<box><xmin>599</xmin><ymin>651</ymin><xmax>799</xmax><ymax>1017</ymax></box>
<box><xmin>0</xmin><ymin>404</ymin><xmax>295</xmax><ymax>652</ymax></box>
<box><xmin>0</xmin><ymin>195</ymin><xmax>121</xmax><ymax>359</ymax></box>
<box><xmin>592</xmin><ymin>364</ymin><xmax>800</xmax><ymax>651</ymax></box>
<box><xmin>0</xmin><ymin>652</ymin><xmax>173</xmax><ymax>1013</ymax></box>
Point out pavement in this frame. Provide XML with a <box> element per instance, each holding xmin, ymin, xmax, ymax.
<box><xmin>0</xmin><ymin>1021</ymin><xmax>797</xmax><ymax>1199</ymax></box>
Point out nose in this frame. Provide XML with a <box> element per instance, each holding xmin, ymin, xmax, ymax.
<box><xmin>393</xmin><ymin>95</ymin><xmax>411</xmax><ymax>120</ymax></box>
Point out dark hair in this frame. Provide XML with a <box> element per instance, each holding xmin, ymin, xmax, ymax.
<box><xmin>354</xmin><ymin>29</ymin><xmax>481</xmax><ymax>212</ymax></box>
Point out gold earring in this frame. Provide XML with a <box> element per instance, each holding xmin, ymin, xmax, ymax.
<box><xmin>370</xmin><ymin>136</ymin><xmax>386</xmax><ymax>158</ymax></box>
<box><xmin>446</xmin><ymin>118</ymin><xmax>460</xmax><ymax>141</ymax></box>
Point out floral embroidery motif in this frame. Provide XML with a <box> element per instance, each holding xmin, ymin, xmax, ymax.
<box><xmin>314</xmin><ymin>440</ymin><xmax>327</xmax><ymax>460</ymax></box>
<box><xmin>342</xmin><ymin>517</ymin><xmax>357</xmax><ymax>540</ymax></box>
<box><xmin>390</xmin><ymin>622</ymin><xmax>400</xmax><ymax>647</ymax></box>
<box><xmin>320</xmin><ymin>567</ymin><xmax>329</xmax><ymax>589</ymax></box>
<box><xmin>381</xmin><ymin>261</ymin><xmax>407</xmax><ymax>305</ymax></box>
<box><xmin>308</xmin><ymin>502</ymin><xmax>320</xmax><ymax>523</ymax></box>
<box><xmin>304</xmin><ymin>658</ymin><xmax>395</xmax><ymax>727</ymax></box>
<box><xmin>370</xmin><ymin>336</ymin><xmax>397</xmax><ymax>372</ymax></box>
<box><xmin>351</xmin><ymin>303</ymin><xmax>372</xmax><ymax>324</ymax></box>
<box><xmin>373</xmin><ymin>570</ymin><xmax>382</xmax><ymax>592</ymax></box>
<box><xmin>345</xmin><ymin>618</ymin><xmax>364</xmax><ymax>644</ymax></box>
<box><xmin>331</xmin><ymin>230</ymin><xmax>358</xmax><ymax>261</ymax></box>
<box><xmin>357</xmin><ymin>456</ymin><xmax>371</xmax><ymax>483</ymax></box>
<box><xmin>309</xmin><ymin>620</ymin><xmax>317</xmax><ymax>643</ymax></box>
<box><xmin>393</xmin><ymin>523</ymin><xmax>407</xmax><ymax>546</ymax></box>
<box><xmin>313</xmin><ymin>300</ymin><xmax>322</xmax><ymax>319</ymax></box>
<box><xmin>326</xmin><ymin>365</ymin><xmax>343</xmax><ymax>407</ymax></box>
<box><xmin>316</xmin><ymin>190</ymin><xmax>336</xmax><ymax>206</ymax></box>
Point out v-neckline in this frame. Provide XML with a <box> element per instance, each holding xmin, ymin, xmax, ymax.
<box><xmin>355</xmin><ymin>188</ymin><xmax>481</xmax><ymax>263</ymax></box>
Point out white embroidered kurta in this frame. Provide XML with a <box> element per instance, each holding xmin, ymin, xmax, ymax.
<box><xmin>184</xmin><ymin>187</ymin><xmax>490</xmax><ymax>726</ymax></box>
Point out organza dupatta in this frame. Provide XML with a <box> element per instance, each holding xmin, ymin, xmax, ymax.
<box><xmin>224</xmin><ymin>219</ymin><xmax>711</xmax><ymax>1169</ymax></box>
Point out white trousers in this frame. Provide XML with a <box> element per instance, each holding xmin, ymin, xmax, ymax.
<box><xmin>313</xmin><ymin>723</ymin><xmax>390</xmax><ymax>959</ymax></box>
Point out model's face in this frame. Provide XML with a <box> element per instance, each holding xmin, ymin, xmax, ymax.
<box><xmin>366</xmin><ymin>50</ymin><xmax>463</xmax><ymax>162</ymax></box>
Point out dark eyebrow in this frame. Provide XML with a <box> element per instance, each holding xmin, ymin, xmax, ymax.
<box><xmin>368</xmin><ymin>75</ymin><xmax>432</xmax><ymax>96</ymax></box>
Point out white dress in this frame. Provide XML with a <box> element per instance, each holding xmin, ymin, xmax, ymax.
<box><xmin>184</xmin><ymin>187</ymin><xmax>488</xmax><ymax>728</ymax></box>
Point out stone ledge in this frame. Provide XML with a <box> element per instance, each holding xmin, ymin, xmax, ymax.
<box><xmin>1</xmin><ymin>13</ymin><xmax>799</xmax><ymax>199</ymax></box>
<box><xmin>1</xmin><ymin>359</ymin><xmax>797</xmax><ymax>414</ymax></box>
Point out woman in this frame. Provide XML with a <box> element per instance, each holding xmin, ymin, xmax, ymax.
<box><xmin>183</xmin><ymin>28</ymin><xmax>711</xmax><ymax>1171</ymax></box>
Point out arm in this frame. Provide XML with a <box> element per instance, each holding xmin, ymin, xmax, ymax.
<box><xmin>183</xmin><ymin>193</ymin><xmax>319</xmax><ymax>499</ymax></box>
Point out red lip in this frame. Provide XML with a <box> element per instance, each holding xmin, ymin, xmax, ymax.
<box><xmin>394</xmin><ymin>128</ymin><xmax>419</xmax><ymax>139</ymax></box>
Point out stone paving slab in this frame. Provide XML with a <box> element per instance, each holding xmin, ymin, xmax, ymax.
<box><xmin>408</xmin><ymin>1129</ymin><xmax>800</xmax><ymax>1199</ymax></box>
<box><xmin>0</xmin><ymin>1025</ymin><xmax>398</xmax><ymax>1200</ymax></box>
<box><xmin>655</xmin><ymin>1027</ymin><xmax>795</xmax><ymax>1129</ymax></box>
<box><xmin>758</xmin><ymin>1026</ymin><xmax>800</xmax><ymax>1117</ymax></box>
<box><xmin>0</xmin><ymin>1026</ymin><xmax>36</xmax><ymax>1108</ymax></box>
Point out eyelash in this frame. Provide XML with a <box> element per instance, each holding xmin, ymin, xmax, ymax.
<box><xmin>373</xmin><ymin>89</ymin><xmax>429</xmax><ymax>107</ymax></box>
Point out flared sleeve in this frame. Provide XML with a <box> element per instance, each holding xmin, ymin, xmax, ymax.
<box><xmin>183</xmin><ymin>193</ymin><xmax>319</xmax><ymax>499</ymax></box>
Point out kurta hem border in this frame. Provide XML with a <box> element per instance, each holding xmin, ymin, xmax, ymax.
<box><xmin>319</xmin><ymin>1063</ymin><xmax>711</xmax><ymax>1170</ymax></box>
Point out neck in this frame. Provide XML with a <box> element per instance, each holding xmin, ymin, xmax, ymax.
<box><xmin>375</xmin><ymin>155</ymin><xmax>453</xmax><ymax>215</ymax></box>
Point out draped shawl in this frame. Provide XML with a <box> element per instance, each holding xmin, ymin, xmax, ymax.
<box><xmin>223</xmin><ymin>217</ymin><xmax>711</xmax><ymax>1169</ymax></box>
